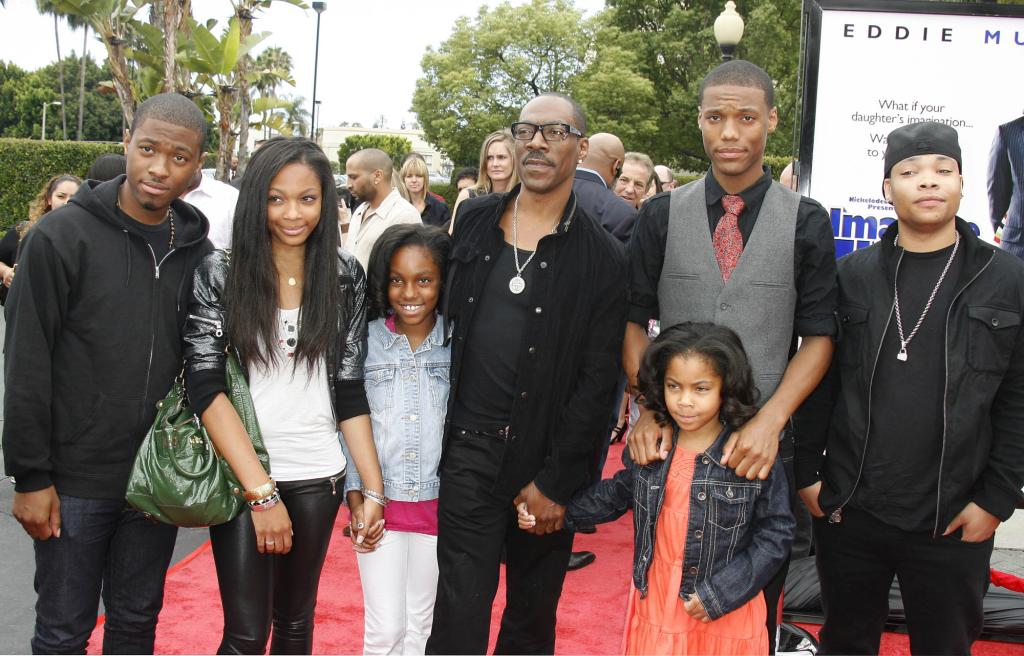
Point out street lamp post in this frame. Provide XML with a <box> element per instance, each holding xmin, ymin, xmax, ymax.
<box><xmin>41</xmin><ymin>101</ymin><xmax>62</xmax><ymax>141</ymax></box>
<box><xmin>313</xmin><ymin>100</ymin><xmax>322</xmax><ymax>142</ymax></box>
<box><xmin>311</xmin><ymin>1</ymin><xmax>326</xmax><ymax>137</ymax></box>
<box><xmin>714</xmin><ymin>1</ymin><xmax>745</xmax><ymax>62</ymax></box>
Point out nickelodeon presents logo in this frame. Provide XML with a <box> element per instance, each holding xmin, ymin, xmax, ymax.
<box><xmin>830</xmin><ymin>204</ymin><xmax>981</xmax><ymax>258</ymax></box>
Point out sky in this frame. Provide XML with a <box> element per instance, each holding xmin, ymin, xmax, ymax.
<box><xmin>0</xmin><ymin>0</ymin><xmax>606</xmax><ymax>131</ymax></box>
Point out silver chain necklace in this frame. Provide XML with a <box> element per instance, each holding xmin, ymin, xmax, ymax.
<box><xmin>509</xmin><ymin>194</ymin><xmax>557</xmax><ymax>295</ymax></box>
<box><xmin>892</xmin><ymin>231</ymin><xmax>960</xmax><ymax>362</ymax></box>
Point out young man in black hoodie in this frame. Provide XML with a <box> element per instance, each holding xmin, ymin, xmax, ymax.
<box><xmin>3</xmin><ymin>93</ymin><xmax>213</xmax><ymax>654</ymax></box>
<box><xmin>796</xmin><ymin>122</ymin><xmax>1024</xmax><ymax>654</ymax></box>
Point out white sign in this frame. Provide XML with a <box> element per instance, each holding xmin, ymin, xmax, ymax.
<box><xmin>801</xmin><ymin>3</ymin><xmax>1024</xmax><ymax>257</ymax></box>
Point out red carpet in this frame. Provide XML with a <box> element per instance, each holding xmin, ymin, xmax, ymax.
<box><xmin>87</xmin><ymin>442</ymin><xmax>1020</xmax><ymax>654</ymax></box>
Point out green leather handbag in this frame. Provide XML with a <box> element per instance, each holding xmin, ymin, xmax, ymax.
<box><xmin>126</xmin><ymin>352</ymin><xmax>270</xmax><ymax>527</ymax></box>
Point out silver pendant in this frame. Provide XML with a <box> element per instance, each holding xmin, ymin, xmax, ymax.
<box><xmin>509</xmin><ymin>275</ymin><xmax>526</xmax><ymax>295</ymax></box>
<box><xmin>897</xmin><ymin>346</ymin><xmax>908</xmax><ymax>362</ymax></box>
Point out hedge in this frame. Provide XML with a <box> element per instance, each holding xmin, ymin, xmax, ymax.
<box><xmin>0</xmin><ymin>139</ymin><xmax>124</xmax><ymax>232</ymax></box>
<box><xmin>430</xmin><ymin>183</ymin><xmax>458</xmax><ymax>208</ymax></box>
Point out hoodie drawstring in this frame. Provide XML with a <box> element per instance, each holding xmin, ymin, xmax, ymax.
<box><xmin>122</xmin><ymin>229</ymin><xmax>132</xmax><ymax>287</ymax></box>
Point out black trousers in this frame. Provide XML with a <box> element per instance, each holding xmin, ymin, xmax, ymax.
<box><xmin>814</xmin><ymin>506</ymin><xmax>992</xmax><ymax>655</ymax></box>
<box><xmin>210</xmin><ymin>472</ymin><xmax>344</xmax><ymax>655</ymax></box>
<box><xmin>426</xmin><ymin>429</ymin><xmax>574</xmax><ymax>655</ymax></box>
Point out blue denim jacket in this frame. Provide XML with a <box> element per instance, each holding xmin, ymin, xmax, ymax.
<box><xmin>567</xmin><ymin>427</ymin><xmax>794</xmax><ymax>620</ymax></box>
<box><xmin>342</xmin><ymin>316</ymin><xmax>449</xmax><ymax>501</ymax></box>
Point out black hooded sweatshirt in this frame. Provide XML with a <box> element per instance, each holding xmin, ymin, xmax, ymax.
<box><xmin>2</xmin><ymin>175</ymin><xmax>213</xmax><ymax>499</ymax></box>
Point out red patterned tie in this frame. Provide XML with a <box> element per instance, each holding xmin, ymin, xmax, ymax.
<box><xmin>713</xmin><ymin>194</ymin><xmax>745</xmax><ymax>282</ymax></box>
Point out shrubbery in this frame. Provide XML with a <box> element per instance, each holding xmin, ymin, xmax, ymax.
<box><xmin>429</xmin><ymin>183</ymin><xmax>458</xmax><ymax>208</ymax></box>
<box><xmin>0</xmin><ymin>139</ymin><xmax>123</xmax><ymax>231</ymax></box>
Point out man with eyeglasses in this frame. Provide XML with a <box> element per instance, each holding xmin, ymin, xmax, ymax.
<box><xmin>428</xmin><ymin>92</ymin><xmax>627</xmax><ymax>654</ymax></box>
<box><xmin>655</xmin><ymin>164</ymin><xmax>678</xmax><ymax>191</ymax></box>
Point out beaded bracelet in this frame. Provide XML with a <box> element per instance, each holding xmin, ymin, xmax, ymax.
<box><xmin>249</xmin><ymin>490</ymin><xmax>281</xmax><ymax>512</ymax></box>
<box><xmin>361</xmin><ymin>487</ymin><xmax>388</xmax><ymax>507</ymax></box>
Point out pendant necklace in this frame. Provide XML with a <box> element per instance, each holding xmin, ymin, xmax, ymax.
<box><xmin>892</xmin><ymin>231</ymin><xmax>960</xmax><ymax>362</ymax></box>
<box><xmin>509</xmin><ymin>195</ymin><xmax>557</xmax><ymax>295</ymax></box>
<box><xmin>287</xmin><ymin>277</ymin><xmax>298</xmax><ymax>287</ymax></box>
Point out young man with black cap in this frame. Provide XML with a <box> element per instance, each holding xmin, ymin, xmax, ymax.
<box><xmin>796</xmin><ymin>121</ymin><xmax>1024</xmax><ymax>654</ymax></box>
<box><xmin>3</xmin><ymin>92</ymin><xmax>212</xmax><ymax>654</ymax></box>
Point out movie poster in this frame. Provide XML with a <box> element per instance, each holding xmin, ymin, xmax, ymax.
<box><xmin>798</xmin><ymin>0</ymin><xmax>1024</xmax><ymax>257</ymax></box>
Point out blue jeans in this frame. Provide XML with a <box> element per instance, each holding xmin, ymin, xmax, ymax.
<box><xmin>32</xmin><ymin>495</ymin><xmax>178</xmax><ymax>654</ymax></box>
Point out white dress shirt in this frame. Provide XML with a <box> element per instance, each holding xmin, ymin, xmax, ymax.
<box><xmin>343</xmin><ymin>188</ymin><xmax>421</xmax><ymax>271</ymax></box>
<box><xmin>183</xmin><ymin>174</ymin><xmax>240</xmax><ymax>249</ymax></box>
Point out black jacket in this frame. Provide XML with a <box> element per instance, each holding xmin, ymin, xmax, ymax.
<box><xmin>442</xmin><ymin>185</ymin><xmax>628</xmax><ymax>504</ymax></box>
<box><xmin>182</xmin><ymin>249</ymin><xmax>370</xmax><ymax>421</ymax></box>
<box><xmin>795</xmin><ymin>218</ymin><xmax>1024</xmax><ymax>534</ymax></box>
<box><xmin>572</xmin><ymin>169</ymin><xmax>636</xmax><ymax>243</ymax></box>
<box><xmin>2</xmin><ymin>176</ymin><xmax>213</xmax><ymax>498</ymax></box>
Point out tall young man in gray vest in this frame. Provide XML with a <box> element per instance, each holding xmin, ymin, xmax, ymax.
<box><xmin>624</xmin><ymin>60</ymin><xmax>838</xmax><ymax>652</ymax></box>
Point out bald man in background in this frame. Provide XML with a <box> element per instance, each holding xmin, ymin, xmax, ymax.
<box><xmin>344</xmin><ymin>148</ymin><xmax>421</xmax><ymax>270</ymax></box>
<box><xmin>573</xmin><ymin>132</ymin><xmax>637</xmax><ymax>243</ymax></box>
<box><xmin>655</xmin><ymin>164</ymin><xmax>677</xmax><ymax>191</ymax></box>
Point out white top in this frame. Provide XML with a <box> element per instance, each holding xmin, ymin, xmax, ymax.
<box><xmin>343</xmin><ymin>188</ymin><xmax>421</xmax><ymax>270</ymax></box>
<box><xmin>183</xmin><ymin>175</ymin><xmax>239</xmax><ymax>249</ymax></box>
<box><xmin>247</xmin><ymin>307</ymin><xmax>345</xmax><ymax>482</ymax></box>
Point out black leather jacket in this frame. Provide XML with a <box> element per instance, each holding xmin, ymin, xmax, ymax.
<box><xmin>182</xmin><ymin>249</ymin><xmax>369</xmax><ymax>419</ymax></box>
<box><xmin>795</xmin><ymin>218</ymin><xmax>1024</xmax><ymax>535</ymax></box>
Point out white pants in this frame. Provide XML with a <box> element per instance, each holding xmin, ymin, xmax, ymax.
<box><xmin>356</xmin><ymin>529</ymin><xmax>439</xmax><ymax>655</ymax></box>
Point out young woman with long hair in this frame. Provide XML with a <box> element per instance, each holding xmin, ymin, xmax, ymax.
<box><xmin>182</xmin><ymin>137</ymin><xmax>385</xmax><ymax>654</ymax></box>
<box><xmin>450</xmin><ymin>129</ymin><xmax>518</xmax><ymax>231</ymax></box>
<box><xmin>0</xmin><ymin>174</ymin><xmax>81</xmax><ymax>301</ymax></box>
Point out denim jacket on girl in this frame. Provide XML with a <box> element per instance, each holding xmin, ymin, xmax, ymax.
<box><xmin>567</xmin><ymin>427</ymin><xmax>794</xmax><ymax>620</ymax></box>
<box><xmin>342</xmin><ymin>316</ymin><xmax>449</xmax><ymax>501</ymax></box>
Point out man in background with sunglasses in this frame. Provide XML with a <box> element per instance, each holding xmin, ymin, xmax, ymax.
<box><xmin>428</xmin><ymin>93</ymin><xmax>627</xmax><ymax>654</ymax></box>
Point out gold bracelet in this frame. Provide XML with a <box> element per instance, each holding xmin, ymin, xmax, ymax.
<box><xmin>244</xmin><ymin>479</ymin><xmax>276</xmax><ymax>502</ymax></box>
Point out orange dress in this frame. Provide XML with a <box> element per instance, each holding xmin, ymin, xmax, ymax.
<box><xmin>622</xmin><ymin>448</ymin><xmax>768</xmax><ymax>655</ymax></box>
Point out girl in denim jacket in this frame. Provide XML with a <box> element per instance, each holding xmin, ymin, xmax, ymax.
<box><xmin>342</xmin><ymin>223</ymin><xmax>452</xmax><ymax>655</ymax></box>
<box><xmin>519</xmin><ymin>322</ymin><xmax>794</xmax><ymax>655</ymax></box>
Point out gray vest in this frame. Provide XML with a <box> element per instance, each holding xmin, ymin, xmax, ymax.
<box><xmin>658</xmin><ymin>178</ymin><xmax>799</xmax><ymax>403</ymax></box>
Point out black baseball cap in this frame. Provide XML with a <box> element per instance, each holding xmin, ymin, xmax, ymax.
<box><xmin>884</xmin><ymin>122</ymin><xmax>962</xmax><ymax>180</ymax></box>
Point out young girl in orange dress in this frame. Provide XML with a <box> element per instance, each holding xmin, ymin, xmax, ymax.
<box><xmin>519</xmin><ymin>321</ymin><xmax>795</xmax><ymax>655</ymax></box>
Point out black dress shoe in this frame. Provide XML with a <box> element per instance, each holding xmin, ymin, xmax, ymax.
<box><xmin>567</xmin><ymin>550</ymin><xmax>596</xmax><ymax>571</ymax></box>
<box><xmin>575</xmin><ymin>524</ymin><xmax>596</xmax><ymax>534</ymax></box>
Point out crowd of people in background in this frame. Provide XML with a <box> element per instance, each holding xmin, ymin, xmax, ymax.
<box><xmin>2</xmin><ymin>57</ymin><xmax>1023</xmax><ymax>656</ymax></box>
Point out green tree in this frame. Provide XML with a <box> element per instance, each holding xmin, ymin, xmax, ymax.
<box><xmin>570</xmin><ymin>24</ymin><xmax>659</xmax><ymax>154</ymax></box>
<box><xmin>337</xmin><ymin>134</ymin><xmax>412</xmax><ymax>171</ymax></box>
<box><xmin>605</xmin><ymin>0</ymin><xmax>801</xmax><ymax>169</ymax></box>
<box><xmin>411</xmin><ymin>0</ymin><xmax>594</xmax><ymax>166</ymax></box>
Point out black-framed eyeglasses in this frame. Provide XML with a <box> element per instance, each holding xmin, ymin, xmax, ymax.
<box><xmin>510</xmin><ymin>122</ymin><xmax>583</xmax><ymax>142</ymax></box>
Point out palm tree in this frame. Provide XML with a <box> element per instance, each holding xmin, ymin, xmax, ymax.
<box><xmin>281</xmin><ymin>95</ymin><xmax>309</xmax><ymax>138</ymax></box>
<box><xmin>254</xmin><ymin>46</ymin><xmax>294</xmax><ymax>139</ymax></box>
<box><xmin>37</xmin><ymin>0</ymin><xmax>68</xmax><ymax>139</ymax></box>
<box><xmin>231</xmin><ymin>0</ymin><xmax>305</xmax><ymax>177</ymax></box>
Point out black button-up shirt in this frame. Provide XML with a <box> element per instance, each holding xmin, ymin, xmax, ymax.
<box><xmin>628</xmin><ymin>168</ymin><xmax>839</xmax><ymax>338</ymax></box>
<box><xmin>443</xmin><ymin>185</ymin><xmax>628</xmax><ymax>503</ymax></box>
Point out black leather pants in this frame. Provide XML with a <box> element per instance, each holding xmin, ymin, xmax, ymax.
<box><xmin>210</xmin><ymin>472</ymin><xmax>344</xmax><ymax>655</ymax></box>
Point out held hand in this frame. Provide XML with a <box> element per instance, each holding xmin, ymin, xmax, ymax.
<box><xmin>516</xmin><ymin>501</ymin><xmax>537</xmax><ymax>531</ymax></box>
<box><xmin>627</xmin><ymin>406</ymin><xmax>672</xmax><ymax>466</ymax></box>
<box><xmin>720</xmin><ymin>412</ymin><xmax>781</xmax><ymax>480</ymax></box>
<box><xmin>12</xmin><ymin>486</ymin><xmax>61</xmax><ymax>540</ymax></box>
<box><xmin>798</xmin><ymin>482</ymin><xmax>826</xmax><ymax>519</ymax></box>
<box><xmin>515</xmin><ymin>482</ymin><xmax>565</xmax><ymax>535</ymax></box>
<box><xmin>251</xmin><ymin>502</ymin><xmax>293</xmax><ymax>555</ymax></box>
<box><xmin>683</xmin><ymin>595</ymin><xmax>711</xmax><ymax>623</ymax></box>
<box><xmin>359</xmin><ymin>501</ymin><xmax>386</xmax><ymax>549</ymax></box>
<box><xmin>2</xmin><ymin>267</ymin><xmax>13</xmax><ymax>288</ymax></box>
<box><xmin>944</xmin><ymin>502</ymin><xmax>1000</xmax><ymax>543</ymax></box>
<box><xmin>347</xmin><ymin>493</ymin><xmax>372</xmax><ymax>553</ymax></box>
